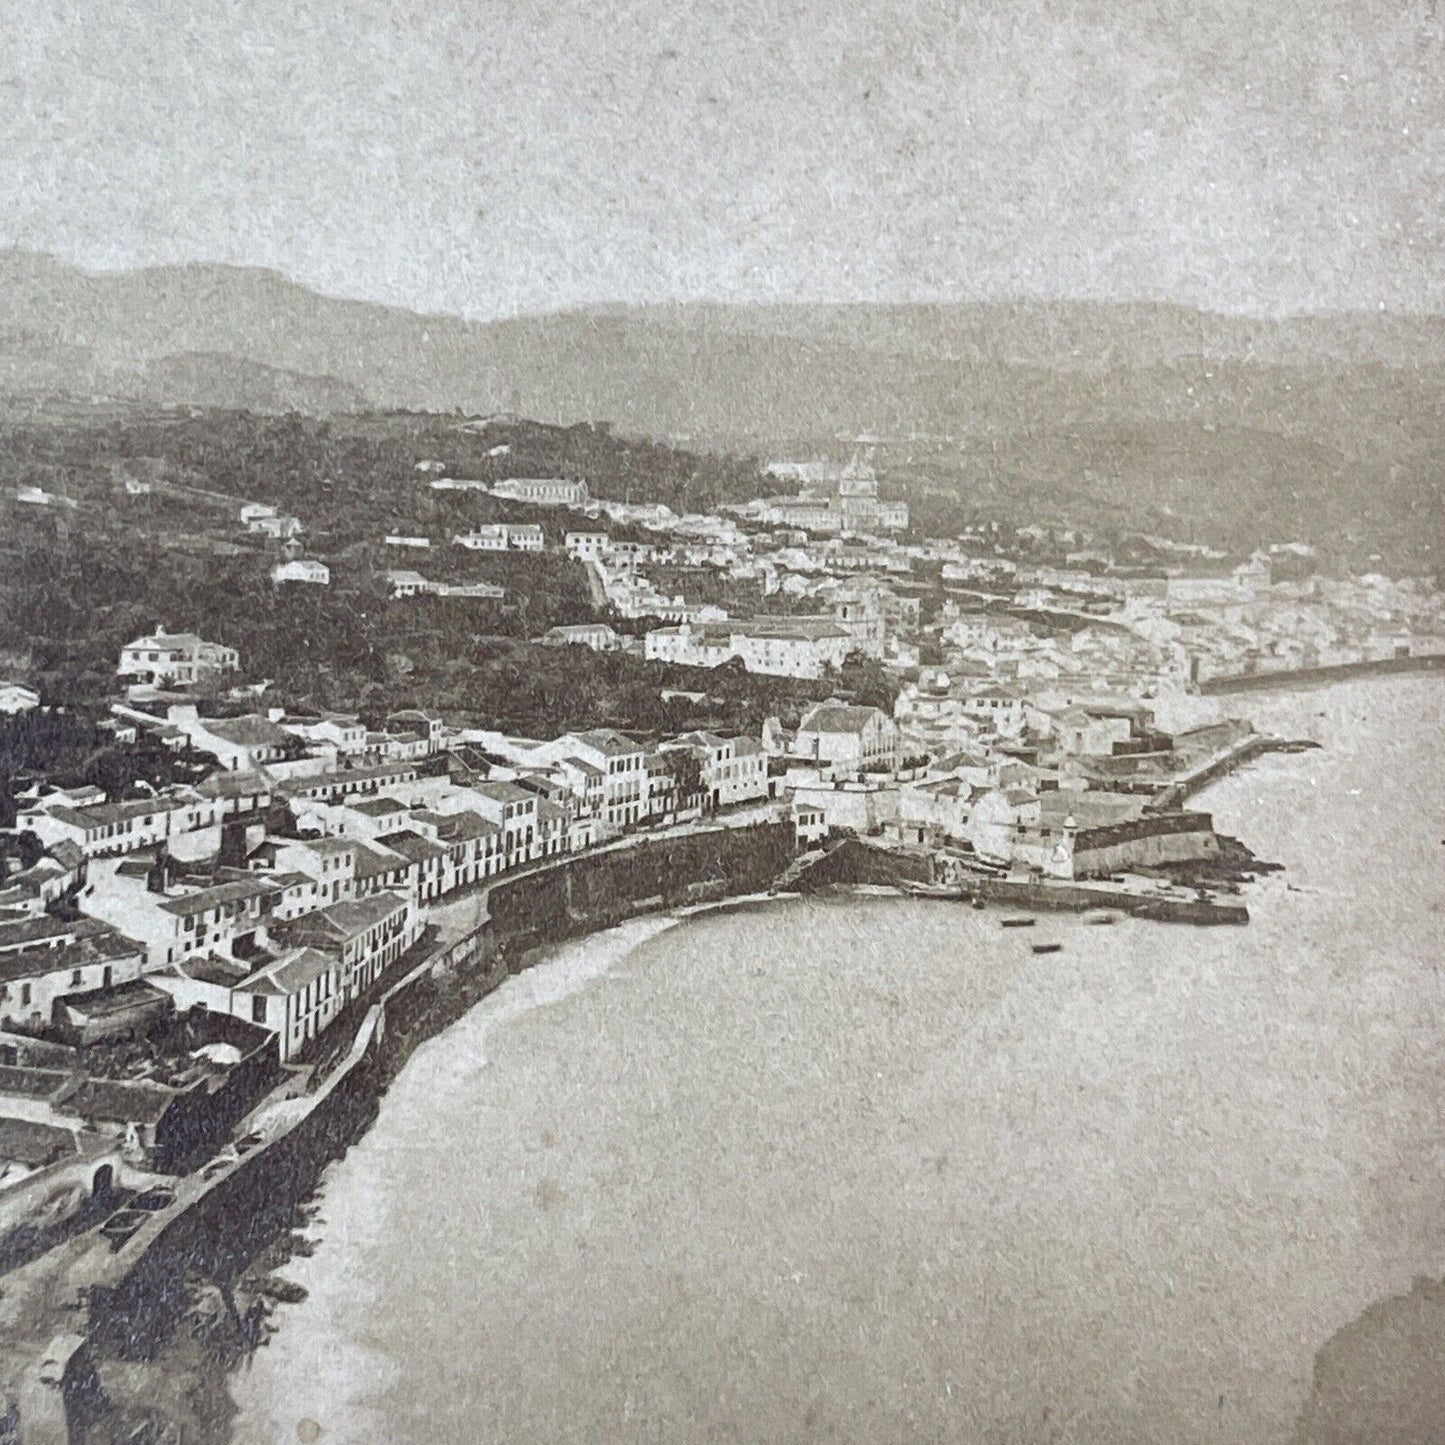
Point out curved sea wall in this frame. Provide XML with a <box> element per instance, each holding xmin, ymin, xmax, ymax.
<box><xmin>79</xmin><ymin>821</ymin><xmax>797</xmax><ymax>1366</ymax></box>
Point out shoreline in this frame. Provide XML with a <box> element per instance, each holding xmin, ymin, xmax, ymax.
<box><xmin>6</xmin><ymin>695</ymin><xmax>1346</xmax><ymax>1438</ymax></box>
<box><xmin>106</xmin><ymin>884</ymin><xmax>803</xmax><ymax>1445</ymax></box>
<box><xmin>49</xmin><ymin>826</ymin><xmax>798</xmax><ymax>1443</ymax></box>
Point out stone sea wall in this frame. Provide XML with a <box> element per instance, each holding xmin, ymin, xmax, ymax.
<box><xmin>1200</xmin><ymin>651</ymin><xmax>1445</xmax><ymax>695</ymax></box>
<box><xmin>81</xmin><ymin>822</ymin><xmax>797</xmax><ymax>1362</ymax></box>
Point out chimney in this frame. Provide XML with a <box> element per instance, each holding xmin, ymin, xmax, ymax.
<box><xmin>145</xmin><ymin>841</ymin><xmax>173</xmax><ymax>894</ymax></box>
<box><xmin>219</xmin><ymin>819</ymin><xmax>249</xmax><ymax>869</ymax></box>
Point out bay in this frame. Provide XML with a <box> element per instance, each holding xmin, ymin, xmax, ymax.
<box><xmin>229</xmin><ymin>677</ymin><xmax>1445</xmax><ymax>1444</ymax></box>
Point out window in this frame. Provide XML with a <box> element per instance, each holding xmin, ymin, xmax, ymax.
<box><xmin>20</xmin><ymin>984</ymin><xmax>31</xmax><ymax>1007</ymax></box>
<box><xmin>71</xmin><ymin>969</ymin><xmax>83</xmax><ymax>986</ymax></box>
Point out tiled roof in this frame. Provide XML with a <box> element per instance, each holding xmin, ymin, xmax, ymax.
<box><xmin>0</xmin><ymin>915</ymin><xmax>112</xmax><ymax>952</ymax></box>
<box><xmin>0</xmin><ymin>1118</ymin><xmax>81</xmax><ymax>1168</ymax></box>
<box><xmin>204</xmin><ymin>715</ymin><xmax>292</xmax><ymax>747</ymax></box>
<box><xmin>276</xmin><ymin>892</ymin><xmax>411</xmax><ymax>944</ymax></box>
<box><xmin>375</xmin><ymin>830</ymin><xmax>446</xmax><ymax>864</ymax></box>
<box><xmin>800</xmin><ymin>702</ymin><xmax>885</xmax><ymax>734</ymax></box>
<box><xmin>63</xmin><ymin>1077</ymin><xmax>177</xmax><ymax>1126</ymax></box>
<box><xmin>347</xmin><ymin>796</ymin><xmax>409</xmax><ymax>816</ymax></box>
<box><xmin>432</xmin><ymin>810</ymin><xmax>501</xmax><ymax>843</ymax></box>
<box><xmin>568</xmin><ymin>729</ymin><xmax>640</xmax><ymax>758</ymax></box>
<box><xmin>473</xmin><ymin>780</ymin><xmax>537</xmax><ymax>805</ymax></box>
<box><xmin>0</xmin><ymin>927</ymin><xmax>144</xmax><ymax>984</ymax></box>
<box><xmin>349</xmin><ymin>842</ymin><xmax>407</xmax><ymax>880</ymax></box>
<box><xmin>43</xmin><ymin>794</ymin><xmax>197</xmax><ymax>831</ymax></box>
<box><xmin>296</xmin><ymin>836</ymin><xmax>356</xmax><ymax>858</ymax></box>
<box><xmin>559</xmin><ymin>755</ymin><xmax>604</xmax><ymax>778</ymax></box>
<box><xmin>267</xmin><ymin>871</ymin><xmax>319</xmax><ymax>890</ymax></box>
<box><xmin>156</xmin><ymin>877</ymin><xmax>280</xmax><ymax>917</ymax></box>
<box><xmin>241</xmin><ymin>947</ymin><xmax>335</xmax><ymax>997</ymax></box>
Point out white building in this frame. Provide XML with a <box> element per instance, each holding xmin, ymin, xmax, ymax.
<box><xmin>386</xmin><ymin>570</ymin><xmax>429</xmax><ymax>598</ymax></box>
<box><xmin>564</xmin><ymin>532</ymin><xmax>609</xmax><ymax>562</ymax></box>
<box><xmin>534</xmin><ymin>730</ymin><xmax>651</xmax><ymax>831</ymax></box>
<box><xmin>666</xmin><ymin>733</ymin><xmax>770</xmax><ymax>809</ymax></box>
<box><xmin>279</xmin><ymin>713</ymin><xmax>368</xmax><ymax>756</ymax></box>
<box><xmin>117</xmin><ymin>629</ymin><xmax>240</xmax><ymax>688</ymax></box>
<box><xmin>0</xmin><ymin>918</ymin><xmax>146</xmax><ymax>1032</ymax></box>
<box><xmin>490</xmin><ymin>477</ymin><xmax>588</xmax><ymax>506</ymax></box>
<box><xmin>752</xmin><ymin>455</ymin><xmax>908</xmax><ymax>534</ymax></box>
<box><xmin>0</xmin><ymin>684</ymin><xmax>40</xmax><ymax>714</ymax></box>
<box><xmin>18</xmin><ymin>788</ymin><xmax>225</xmax><ymax>863</ymax></box>
<box><xmin>386</xmin><ymin>571</ymin><xmax>503</xmax><ymax>600</ymax></box>
<box><xmin>539</xmin><ymin>624</ymin><xmax>621</xmax><ymax>652</ymax></box>
<box><xmin>272</xmin><ymin>559</ymin><xmax>330</xmax><ymax>586</ymax></box>
<box><xmin>164</xmin><ymin>707</ymin><xmax>296</xmax><ymax>772</ymax></box>
<box><xmin>454</xmin><ymin>526</ymin><xmax>509</xmax><ymax>551</ymax></box>
<box><xmin>644</xmin><ymin>618</ymin><xmax>854</xmax><ymax>679</ymax></box>
<box><xmin>794</xmin><ymin>701</ymin><xmax>901</xmax><ymax>779</ymax></box>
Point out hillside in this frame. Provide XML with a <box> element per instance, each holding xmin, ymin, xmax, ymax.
<box><xmin>4</xmin><ymin>249</ymin><xmax>1444</xmax><ymax>423</ymax></box>
<box><xmin>0</xmin><ymin>250</ymin><xmax>1440</xmax><ymax>569</ymax></box>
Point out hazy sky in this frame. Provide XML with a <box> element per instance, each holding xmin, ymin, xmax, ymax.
<box><xmin>3</xmin><ymin>0</ymin><xmax>1441</xmax><ymax>318</ymax></box>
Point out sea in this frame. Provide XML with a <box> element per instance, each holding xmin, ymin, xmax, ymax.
<box><xmin>227</xmin><ymin>677</ymin><xmax>1445</xmax><ymax>1445</ymax></box>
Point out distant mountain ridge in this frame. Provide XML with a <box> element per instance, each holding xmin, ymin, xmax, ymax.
<box><xmin>1</xmin><ymin>249</ymin><xmax>1441</xmax><ymax>575</ymax></box>
<box><xmin>3</xmin><ymin>249</ymin><xmax>1445</xmax><ymax>433</ymax></box>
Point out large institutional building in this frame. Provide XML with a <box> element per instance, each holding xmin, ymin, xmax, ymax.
<box><xmin>751</xmin><ymin>455</ymin><xmax>908</xmax><ymax>534</ymax></box>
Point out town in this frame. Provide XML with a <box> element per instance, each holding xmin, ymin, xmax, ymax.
<box><xmin>1</xmin><ymin>408</ymin><xmax>1443</xmax><ymax>1429</ymax></box>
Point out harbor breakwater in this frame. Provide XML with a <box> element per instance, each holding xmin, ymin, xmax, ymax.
<box><xmin>1199</xmin><ymin>651</ymin><xmax>1445</xmax><ymax>695</ymax></box>
<box><xmin>51</xmin><ymin>822</ymin><xmax>796</xmax><ymax>1429</ymax></box>
<box><xmin>1151</xmin><ymin>734</ymin><xmax>1319</xmax><ymax>811</ymax></box>
<box><xmin>791</xmin><ymin>840</ymin><xmax>1251</xmax><ymax>925</ymax></box>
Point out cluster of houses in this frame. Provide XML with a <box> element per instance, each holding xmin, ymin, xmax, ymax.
<box><xmin>783</xmin><ymin>685</ymin><xmax>1235</xmax><ymax>885</ymax></box>
<box><xmin>0</xmin><ymin>632</ymin><xmax>804</xmax><ymax>1088</ymax></box>
<box><xmin>362</xmin><ymin>457</ymin><xmax>1443</xmax><ymax>699</ymax></box>
<box><xmin>234</xmin><ymin>502</ymin><xmax>332</xmax><ymax>586</ymax></box>
<box><xmin>5</xmin><ymin>455</ymin><xmax>1445</xmax><ymax>1183</ymax></box>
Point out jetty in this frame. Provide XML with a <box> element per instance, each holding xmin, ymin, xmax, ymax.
<box><xmin>817</xmin><ymin>841</ymin><xmax>1250</xmax><ymax>925</ymax></box>
<box><xmin>1152</xmin><ymin>733</ymin><xmax>1319</xmax><ymax>811</ymax></box>
<box><xmin>1199</xmin><ymin>651</ymin><xmax>1445</xmax><ymax>695</ymax></box>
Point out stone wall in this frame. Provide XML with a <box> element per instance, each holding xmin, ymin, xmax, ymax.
<box><xmin>83</xmin><ymin>822</ymin><xmax>798</xmax><ymax>1360</ymax></box>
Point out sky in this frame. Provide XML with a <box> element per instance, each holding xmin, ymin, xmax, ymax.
<box><xmin>2</xmin><ymin>0</ymin><xmax>1441</xmax><ymax>319</ymax></box>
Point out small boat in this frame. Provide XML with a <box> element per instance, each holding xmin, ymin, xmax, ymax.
<box><xmin>1031</xmin><ymin>942</ymin><xmax>1063</xmax><ymax>955</ymax></box>
<box><xmin>1000</xmin><ymin>916</ymin><xmax>1036</xmax><ymax>929</ymax></box>
<box><xmin>901</xmin><ymin>881</ymin><xmax>958</xmax><ymax>899</ymax></box>
<box><xmin>1081</xmin><ymin>909</ymin><xmax>1123</xmax><ymax>926</ymax></box>
<box><xmin>971</xmin><ymin>896</ymin><xmax>986</xmax><ymax>910</ymax></box>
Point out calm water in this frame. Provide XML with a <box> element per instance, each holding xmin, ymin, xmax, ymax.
<box><xmin>229</xmin><ymin>678</ymin><xmax>1445</xmax><ymax>1445</ymax></box>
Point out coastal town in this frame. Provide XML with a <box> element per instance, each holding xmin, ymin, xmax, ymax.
<box><xmin>4</xmin><ymin>0</ymin><xmax>1441</xmax><ymax>1434</ymax></box>
<box><xmin>1</xmin><ymin>417</ymin><xmax>1443</xmax><ymax>1436</ymax></box>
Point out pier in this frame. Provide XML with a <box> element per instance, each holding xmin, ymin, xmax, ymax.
<box><xmin>1151</xmin><ymin>733</ymin><xmax>1318</xmax><ymax>811</ymax></box>
<box><xmin>787</xmin><ymin>840</ymin><xmax>1251</xmax><ymax>925</ymax></box>
<box><xmin>1199</xmin><ymin>651</ymin><xmax>1445</xmax><ymax>695</ymax></box>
